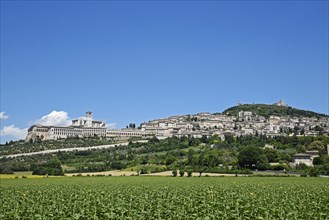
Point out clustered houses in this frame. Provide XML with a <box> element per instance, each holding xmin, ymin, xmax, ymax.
<box><xmin>25</xmin><ymin>109</ymin><xmax>329</xmax><ymax>168</ymax></box>
<box><xmin>26</xmin><ymin>106</ymin><xmax>329</xmax><ymax>143</ymax></box>
<box><xmin>140</xmin><ymin>111</ymin><xmax>329</xmax><ymax>140</ymax></box>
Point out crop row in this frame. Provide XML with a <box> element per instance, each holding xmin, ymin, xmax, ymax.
<box><xmin>1</xmin><ymin>177</ymin><xmax>328</xmax><ymax>219</ymax></box>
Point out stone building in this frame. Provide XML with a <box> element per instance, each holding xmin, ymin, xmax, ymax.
<box><xmin>25</xmin><ymin>112</ymin><xmax>106</xmax><ymax>142</ymax></box>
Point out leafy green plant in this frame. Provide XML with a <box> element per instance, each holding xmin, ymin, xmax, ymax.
<box><xmin>1</xmin><ymin>177</ymin><xmax>328</xmax><ymax>219</ymax></box>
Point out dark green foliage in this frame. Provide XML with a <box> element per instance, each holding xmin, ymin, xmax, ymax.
<box><xmin>308</xmin><ymin>140</ymin><xmax>325</xmax><ymax>152</ymax></box>
<box><xmin>202</xmin><ymin>167</ymin><xmax>252</xmax><ymax>174</ymax></box>
<box><xmin>300</xmin><ymin>172</ymin><xmax>307</xmax><ymax>177</ymax></box>
<box><xmin>295</xmin><ymin>163</ymin><xmax>308</xmax><ymax>170</ymax></box>
<box><xmin>0</xmin><ymin>137</ymin><xmax>115</xmax><ymax>156</ymax></box>
<box><xmin>318</xmin><ymin>163</ymin><xmax>329</xmax><ymax>175</ymax></box>
<box><xmin>270</xmin><ymin>164</ymin><xmax>289</xmax><ymax>171</ymax></box>
<box><xmin>278</xmin><ymin>153</ymin><xmax>291</xmax><ymax>163</ymax></box>
<box><xmin>31</xmin><ymin>159</ymin><xmax>63</xmax><ymax>176</ymax></box>
<box><xmin>2</xmin><ymin>135</ymin><xmax>329</xmax><ymax>175</ymax></box>
<box><xmin>308</xmin><ymin>167</ymin><xmax>319</xmax><ymax>177</ymax></box>
<box><xmin>140</xmin><ymin>167</ymin><xmax>148</xmax><ymax>174</ymax></box>
<box><xmin>0</xmin><ymin>165</ymin><xmax>14</xmax><ymax>174</ymax></box>
<box><xmin>165</xmin><ymin>154</ymin><xmax>177</xmax><ymax>165</ymax></box>
<box><xmin>222</xmin><ymin>104</ymin><xmax>328</xmax><ymax>118</ymax></box>
<box><xmin>264</xmin><ymin>148</ymin><xmax>279</xmax><ymax>163</ymax></box>
<box><xmin>110</xmin><ymin>161</ymin><xmax>126</xmax><ymax>170</ymax></box>
<box><xmin>255</xmin><ymin>154</ymin><xmax>270</xmax><ymax>170</ymax></box>
<box><xmin>238</xmin><ymin>146</ymin><xmax>269</xmax><ymax>170</ymax></box>
<box><xmin>313</xmin><ymin>157</ymin><xmax>323</xmax><ymax>165</ymax></box>
<box><xmin>149</xmin><ymin>136</ymin><xmax>160</xmax><ymax>144</ymax></box>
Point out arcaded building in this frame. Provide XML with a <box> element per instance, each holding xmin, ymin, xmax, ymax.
<box><xmin>25</xmin><ymin>112</ymin><xmax>106</xmax><ymax>142</ymax></box>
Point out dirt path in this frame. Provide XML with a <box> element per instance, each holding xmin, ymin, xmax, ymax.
<box><xmin>65</xmin><ymin>170</ymin><xmax>245</xmax><ymax>177</ymax></box>
<box><xmin>65</xmin><ymin>170</ymin><xmax>138</xmax><ymax>176</ymax></box>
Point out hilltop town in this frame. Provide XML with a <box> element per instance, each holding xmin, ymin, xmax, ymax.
<box><xmin>1</xmin><ymin>100</ymin><xmax>329</xmax><ymax>177</ymax></box>
<box><xmin>138</xmin><ymin>100</ymin><xmax>329</xmax><ymax>140</ymax></box>
<box><xmin>25</xmin><ymin>100</ymin><xmax>329</xmax><ymax>142</ymax></box>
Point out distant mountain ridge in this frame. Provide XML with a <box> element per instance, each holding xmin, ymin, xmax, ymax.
<box><xmin>222</xmin><ymin>104</ymin><xmax>328</xmax><ymax>118</ymax></box>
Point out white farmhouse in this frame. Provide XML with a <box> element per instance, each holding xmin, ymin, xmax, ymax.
<box><xmin>291</xmin><ymin>151</ymin><xmax>319</xmax><ymax>167</ymax></box>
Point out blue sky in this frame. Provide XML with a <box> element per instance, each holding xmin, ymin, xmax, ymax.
<box><xmin>1</xmin><ymin>0</ymin><xmax>328</xmax><ymax>143</ymax></box>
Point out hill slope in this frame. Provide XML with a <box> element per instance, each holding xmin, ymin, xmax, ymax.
<box><xmin>222</xmin><ymin>104</ymin><xmax>328</xmax><ymax>118</ymax></box>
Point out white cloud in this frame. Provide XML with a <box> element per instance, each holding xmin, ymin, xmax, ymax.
<box><xmin>0</xmin><ymin>125</ymin><xmax>28</xmax><ymax>140</ymax></box>
<box><xmin>0</xmin><ymin>110</ymin><xmax>72</xmax><ymax>143</ymax></box>
<box><xmin>34</xmin><ymin>111</ymin><xmax>71</xmax><ymax>126</ymax></box>
<box><xmin>107</xmin><ymin>123</ymin><xmax>117</xmax><ymax>129</ymax></box>
<box><xmin>0</xmin><ymin>112</ymin><xmax>9</xmax><ymax>120</ymax></box>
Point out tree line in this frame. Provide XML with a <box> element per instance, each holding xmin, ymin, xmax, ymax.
<box><xmin>1</xmin><ymin>135</ymin><xmax>328</xmax><ymax>176</ymax></box>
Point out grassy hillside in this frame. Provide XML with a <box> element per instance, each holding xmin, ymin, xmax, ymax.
<box><xmin>222</xmin><ymin>104</ymin><xmax>328</xmax><ymax>118</ymax></box>
<box><xmin>0</xmin><ymin>137</ymin><xmax>117</xmax><ymax>156</ymax></box>
<box><xmin>2</xmin><ymin>135</ymin><xmax>329</xmax><ymax>176</ymax></box>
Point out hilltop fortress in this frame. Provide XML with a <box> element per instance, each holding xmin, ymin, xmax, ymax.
<box><xmin>26</xmin><ymin>112</ymin><xmax>107</xmax><ymax>142</ymax></box>
<box><xmin>25</xmin><ymin>103</ymin><xmax>329</xmax><ymax>142</ymax></box>
<box><xmin>25</xmin><ymin>112</ymin><xmax>156</xmax><ymax>142</ymax></box>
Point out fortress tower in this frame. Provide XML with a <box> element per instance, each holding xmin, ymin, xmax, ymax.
<box><xmin>275</xmin><ymin>99</ymin><xmax>287</xmax><ymax>107</ymax></box>
<box><xmin>86</xmin><ymin>111</ymin><xmax>93</xmax><ymax>119</ymax></box>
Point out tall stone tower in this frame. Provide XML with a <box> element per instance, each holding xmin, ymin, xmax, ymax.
<box><xmin>85</xmin><ymin>112</ymin><xmax>93</xmax><ymax>127</ymax></box>
<box><xmin>275</xmin><ymin>99</ymin><xmax>287</xmax><ymax>107</ymax></box>
<box><xmin>86</xmin><ymin>112</ymin><xmax>93</xmax><ymax>119</ymax></box>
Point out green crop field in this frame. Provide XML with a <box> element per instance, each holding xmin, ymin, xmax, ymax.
<box><xmin>1</xmin><ymin>177</ymin><xmax>328</xmax><ymax>219</ymax></box>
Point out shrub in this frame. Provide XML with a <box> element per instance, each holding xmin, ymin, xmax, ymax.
<box><xmin>0</xmin><ymin>166</ymin><xmax>14</xmax><ymax>174</ymax></box>
<box><xmin>271</xmin><ymin>164</ymin><xmax>289</xmax><ymax>171</ymax></box>
<box><xmin>308</xmin><ymin>167</ymin><xmax>319</xmax><ymax>177</ymax></box>
<box><xmin>140</xmin><ymin>167</ymin><xmax>148</xmax><ymax>174</ymax></box>
<box><xmin>300</xmin><ymin>172</ymin><xmax>307</xmax><ymax>177</ymax></box>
